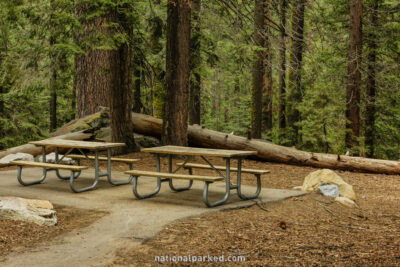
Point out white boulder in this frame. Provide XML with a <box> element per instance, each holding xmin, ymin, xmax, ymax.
<box><xmin>0</xmin><ymin>153</ymin><xmax>35</xmax><ymax>165</ymax></box>
<box><xmin>0</xmin><ymin>197</ymin><xmax>57</xmax><ymax>226</ymax></box>
<box><xmin>37</xmin><ymin>152</ymin><xmax>75</xmax><ymax>165</ymax></box>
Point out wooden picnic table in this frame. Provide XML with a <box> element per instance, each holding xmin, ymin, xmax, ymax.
<box><xmin>18</xmin><ymin>139</ymin><xmax>129</xmax><ymax>192</ymax></box>
<box><xmin>127</xmin><ymin>145</ymin><xmax>265</xmax><ymax>207</ymax></box>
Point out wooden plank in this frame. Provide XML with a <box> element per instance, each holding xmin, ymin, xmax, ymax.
<box><xmin>176</xmin><ymin>163</ymin><xmax>270</xmax><ymax>175</ymax></box>
<box><xmin>68</xmin><ymin>154</ymin><xmax>140</xmax><ymax>163</ymax></box>
<box><xmin>30</xmin><ymin>139</ymin><xmax>125</xmax><ymax>150</ymax></box>
<box><xmin>10</xmin><ymin>161</ymin><xmax>88</xmax><ymax>171</ymax></box>
<box><xmin>141</xmin><ymin>145</ymin><xmax>257</xmax><ymax>157</ymax></box>
<box><xmin>125</xmin><ymin>170</ymin><xmax>224</xmax><ymax>182</ymax></box>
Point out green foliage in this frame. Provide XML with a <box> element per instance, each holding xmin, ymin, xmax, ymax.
<box><xmin>0</xmin><ymin>0</ymin><xmax>399</xmax><ymax>162</ymax></box>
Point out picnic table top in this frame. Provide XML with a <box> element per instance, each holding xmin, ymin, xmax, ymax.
<box><xmin>141</xmin><ymin>145</ymin><xmax>257</xmax><ymax>157</ymax></box>
<box><xmin>29</xmin><ymin>139</ymin><xmax>126</xmax><ymax>150</ymax></box>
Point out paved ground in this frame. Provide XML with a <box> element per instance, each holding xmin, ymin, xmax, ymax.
<box><xmin>0</xmin><ymin>168</ymin><xmax>306</xmax><ymax>267</ymax></box>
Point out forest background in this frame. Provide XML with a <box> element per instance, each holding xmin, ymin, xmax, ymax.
<box><xmin>0</xmin><ymin>0</ymin><xmax>399</xmax><ymax>159</ymax></box>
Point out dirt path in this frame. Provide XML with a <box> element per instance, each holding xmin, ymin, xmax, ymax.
<box><xmin>0</xmin><ymin>165</ymin><xmax>305</xmax><ymax>267</ymax></box>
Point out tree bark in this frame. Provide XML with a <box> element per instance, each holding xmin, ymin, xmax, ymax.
<box><xmin>278</xmin><ymin>0</ymin><xmax>287</xmax><ymax>131</ymax></box>
<box><xmin>365</xmin><ymin>0</ymin><xmax>379</xmax><ymax>158</ymax></box>
<box><xmin>286</xmin><ymin>0</ymin><xmax>306</xmax><ymax>145</ymax></box>
<box><xmin>132</xmin><ymin>54</ymin><xmax>143</xmax><ymax>113</ymax></box>
<box><xmin>75</xmin><ymin>2</ymin><xmax>111</xmax><ymax>118</ymax></box>
<box><xmin>346</xmin><ymin>0</ymin><xmax>363</xmax><ymax>150</ymax></box>
<box><xmin>252</xmin><ymin>0</ymin><xmax>272</xmax><ymax>138</ymax></box>
<box><xmin>162</xmin><ymin>0</ymin><xmax>191</xmax><ymax>146</ymax></box>
<box><xmin>150</xmin><ymin>14</ymin><xmax>165</xmax><ymax>118</ymax></box>
<box><xmin>49</xmin><ymin>34</ymin><xmax>57</xmax><ymax>132</ymax></box>
<box><xmin>263</xmin><ymin>1</ymin><xmax>273</xmax><ymax>132</ymax></box>
<box><xmin>189</xmin><ymin>0</ymin><xmax>201</xmax><ymax>125</ymax></box>
<box><xmin>108</xmin><ymin>4</ymin><xmax>138</xmax><ymax>155</ymax></box>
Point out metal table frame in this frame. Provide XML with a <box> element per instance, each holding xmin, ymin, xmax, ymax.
<box><xmin>132</xmin><ymin>152</ymin><xmax>261</xmax><ymax>207</ymax></box>
<box><xmin>18</xmin><ymin>142</ymin><xmax>131</xmax><ymax>193</ymax></box>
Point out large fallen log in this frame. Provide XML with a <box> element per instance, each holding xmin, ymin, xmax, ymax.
<box><xmin>131</xmin><ymin>112</ymin><xmax>400</xmax><ymax>174</ymax></box>
<box><xmin>0</xmin><ymin>131</ymin><xmax>92</xmax><ymax>160</ymax></box>
<box><xmin>3</xmin><ymin>110</ymin><xmax>400</xmax><ymax>174</ymax></box>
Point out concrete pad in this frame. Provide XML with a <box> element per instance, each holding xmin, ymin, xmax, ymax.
<box><xmin>0</xmin><ymin>168</ymin><xmax>306</xmax><ymax>266</ymax></box>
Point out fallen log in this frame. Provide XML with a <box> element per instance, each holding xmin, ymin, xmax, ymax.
<box><xmin>0</xmin><ymin>131</ymin><xmax>92</xmax><ymax>160</ymax></box>
<box><xmin>131</xmin><ymin>112</ymin><xmax>400</xmax><ymax>174</ymax></box>
<box><xmin>3</xmin><ymin>110</ymin><xmax>400</xmax><ymax>174</ymax></box>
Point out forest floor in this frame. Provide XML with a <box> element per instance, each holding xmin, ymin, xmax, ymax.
<box><xmin>1</xmin><ymin>152</ymin><xmax>400</xmax><ymax>266</ymax></box>
<box><xmin>0</xmin><ymin>206</ymin><xmax>107</xmax><ymax>258</ymax></box>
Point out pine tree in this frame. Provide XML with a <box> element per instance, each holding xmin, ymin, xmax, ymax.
<box><xmin>162</xmin><ymin>0</ymin><xmax>191</xmax><ymax>146</ymax></box>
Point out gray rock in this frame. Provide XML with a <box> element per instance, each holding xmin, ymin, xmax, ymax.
<box><xmin>318</xmin><ymin>183</ymin><xmax>340</xmax><ymax>198</ymax></box>
<box><xmin>0</xmin><ymin>153</ymin><xmax>34</xmax><ymax>164</ymax></box>
<box><xmin>37</xmin><ymin>152</ymin><xmax>75</xmax><ymax>165</ymax></box>
<box><xmin>0</xmin><ymin>197</ymin><xmax>57</xmax><ymax>226</ymax></box>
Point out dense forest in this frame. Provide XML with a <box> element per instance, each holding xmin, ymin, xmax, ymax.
<box><xmin>0</xmin><ymin>0</ymin><xmax>399</xmax><ymax>159</ymax></box>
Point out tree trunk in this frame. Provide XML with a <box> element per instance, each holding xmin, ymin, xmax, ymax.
<box><xmin>365</xmin><ymin>0</ymin><xmax>379</xmax><ymax>158</ymax></box>
<box><xmin>108</xmin><ymin>4</ymin><xmax>138</xmax><ymax>155</ymax></box>
<box><xmin>130</xmin><ymin>112</ymin><xmax>400</xmax><ymax>174</ymax></box>
<box><xmin>150</xmin><ymin>14</ymin><xmax>165</xmax><ymax>118</ymax></box>
<box><xmin>75</xmin><ymin>2</ymin><xmax>111</xmax><ymax>118</ymax></box>
<box><xmin>132</xmin><ymin>55</ymin><xmax>143</xmax><ymax>113</ymax></box>
<box><xmin>189</xmin><ymin>0</ymin><xmax>201</xmax><ymax>125</ymax></box>
<box><xmin>286</xmin><ymin>0</ymin><xmax>306</xmax><ymax>145</ymax></box>
<box><xmin>252</xmin><ymin>0</ymin><xmax>272</xmax><ymax>138</ymax></box>
<box><xmin>278</xmin><ymin>0</ymin><xmax>287</xmax><ymax>131</ymax></box>
<box><xmin>162</xmin><ymin>0</ymin><xmax>191</xmax><ymax>146</ymax></box>
<box><xmin>49</xmin><ymin>35</ymin><xmax>57</xmax><ymax>132</ymax></box>
<box><xmin>262</xmin><ymin>0</ymin><xmax>273</xmax><ymax>131</ymax></box>
<box><xmin>346</xmin><ymin>0</ymin><xmax>363</xmax><ymax>151</ymax></box>
<box><xmin>71</xmin><ymin>61</ymin><xmax>77</xmax><ymax>121</ymax></box>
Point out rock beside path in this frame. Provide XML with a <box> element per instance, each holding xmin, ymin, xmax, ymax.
<box><xmin>0</xmin><ymin>197</ymin><xmax>57</xmax><ymax>226</ymax></box>
<box><xmin>301</xmin><ymin>169</ymin><xmax>356</xmax><ymax>200</ymax></box>
<box><xmin>0</xmin><ymin>153</ymin><xmax>34</xmax><ymax>165</ymax></box>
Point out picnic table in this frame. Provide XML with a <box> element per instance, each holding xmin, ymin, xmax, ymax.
<box><xmin>12</xmin><ymin>139</ymin><xmax>138</xmax><ymax>193</ymax></box>
<box><xmin>125</xmin><ymin>145</ymin><xmax>269</xmax><ymax>207</ymax></box>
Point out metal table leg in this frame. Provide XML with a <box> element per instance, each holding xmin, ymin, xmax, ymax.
<box><xmin>168</xmin><ymin>154</ymin><xmax>193</xmax><ymax>192</ymax></box>
<box><xmin>132</xmin><ymin>154</ymin><xmax>162</xmax><ymax>198</ymax></box>
<box><xmin>54</xmin><ymin>147</ymin><xmax>81</xmax><ymax>180</ymax></box>
<box><xmin>106</xmin><ymin>149</ymin><xmax>133</xmax><ymax>185</ymax></box>
<box><xmin>69</xmin><ymin>150</ymin><xmax>101</xmax><ymax>193</ymax></box>
<box><xmin>203</xmin><ymin>158</ymin><xmax>231</xmax><ymax>207</ymax></box>
<box><xmin>236</xmin><ymin>158</ymin><xmax>261</xmax><ymax>200</ymax></box>
<box><xmin>17</xmin><ymin>146</ymin><xmax>47</xmax><ymax>185</ymax></box>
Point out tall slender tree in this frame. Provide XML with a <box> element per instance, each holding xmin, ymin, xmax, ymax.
<box><xmin>278</xmin><ymin>0</ymin><xmax>287</xmax><ymax>132</ymax></box>
<box><xmin>132</xmin><ymin>38</ymin><xmax>143</xmax><ymax>113</ymax></box>
<box><xmin>162</xmin><ymin>0</ymin><xmax>191</xmax><ymax>146</ymax></box>
<box><xmin>286</xmin><ymin>0</ymin><xmax>306</xmax><ymax>145</ymax></box>
<box><xmin>189</xmin><ymin>0</ymin><xmax>201</xmax><ymax>125</ymax></box>
<box><xmin>365</xmin><ymin>0</ymin><xmax>379</xmax><ymax>157</ymax></box>
<box><xmin>262</xmin><ymin>0</ymin><xmax>273</xmax><ymax>132</ymax></box>
<box><xmin>108</xmin><ymin>2</ymin><xmax>138</xmax><ymax>154</ymax></box>
<box><xmin>345</xmin><ymin>0</ymin><xmax>363</xmax><ymax>151</ymax></box>
<box><xmin>252</xmin><ymin>0</ymin><xmax>272</xmax><ymax>138</ymax></box>
<box><xmin>49</xmin><ymin>0</ymin><xmax>57</xmax><ymax>132</ymax></box>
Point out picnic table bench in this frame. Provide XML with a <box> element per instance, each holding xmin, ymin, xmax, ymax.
<box><xmin>12</xmin><ymin>139</ymin><xmax>138</xmax><ymax>193</ymax></box>
<box><xmin>125</xmin><ymin>145</ymin><xmax>269</xmax><ymax>207</ymax></box>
